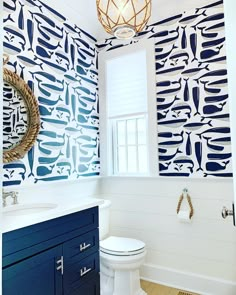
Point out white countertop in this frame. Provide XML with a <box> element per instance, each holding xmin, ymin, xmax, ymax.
<box><xmin>1</xmin><ymin>194</ymin><xmax>104</xmax><ymax>233</ymax></box>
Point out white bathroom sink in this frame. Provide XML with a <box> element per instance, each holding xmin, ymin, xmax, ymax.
<box><xmin>2</xmin><ymin>203</ymin><xmax>58</xmax><ymax>216</ymax></box>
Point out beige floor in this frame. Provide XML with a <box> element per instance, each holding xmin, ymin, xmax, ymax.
<box><xmin>141</xmin><ymin>280</ymin><xmax>200</xmax><ymax>295</ymax></box>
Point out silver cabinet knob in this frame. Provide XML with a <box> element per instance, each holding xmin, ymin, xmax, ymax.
<box><xmin>222</xmin><ymin>206</ymin><xmax>233</xmax><ymax>219</ymax></box>
<box><xmin>222</xmin><ymin>204</ymin><xmax>235</xmax><ymax>226</ymax></box>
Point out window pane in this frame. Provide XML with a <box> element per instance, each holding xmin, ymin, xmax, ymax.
<box><xmin>127</xmin><ymin>119</ymin><xmax>136</xmax><ymax>145</ymax></box>
<box><xmin>138</xmin><ymin>146</ymin><xmax>147</xmax><ymax>172</ymax></box>
<box><xmin>137</xmin><ymin>118</ymin><xmax>146</xmax><ymax>144</ymax></box>
<box><xmin>128</xmin><ymin>146</ymin><xmax>137</xmax><ymax>172</ymax></box>
<box><xmin>117</xmin><ymin>120</ymin><xmax>125</xmax><ymax>145</ymax></box>
<box><xmin>118</xmin><ymin>147</ymin><xmax>126</xmax><ymax>173</ymax></box>
<box><xmin>113</xmin><ymin>115</ymin><xmax>148</xmax><ymax>175</ymax></box>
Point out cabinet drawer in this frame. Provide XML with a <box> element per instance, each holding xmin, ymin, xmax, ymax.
<box><xmin>64</xmin><ymin>253</ymin><xmax>99</xmax><ymax>294</ymax></box>
<box><xmin>64</xmin><ymin>229</ymin><xmax>99</xmax><ymax>266</ymax></box>
<box><xmin>3</xmin><ymin>207</ymin><xmax>98</xmax><ymax>267</ymax></box>
<box><xmin>68</xmin><ymin>274</ymin><xmax>100</xmax><ymax>295</ymax></box>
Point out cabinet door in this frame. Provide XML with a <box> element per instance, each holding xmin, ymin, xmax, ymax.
<box><xmin>3</xmin><ymin>246</ymin><xmax>63</xmax><ymax>295</ymax></box>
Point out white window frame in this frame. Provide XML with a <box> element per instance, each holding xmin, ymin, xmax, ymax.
<box><xmin>99</xmin><ymin>38</ymin><xmax>158</xmax><ymax>177</ymax></box>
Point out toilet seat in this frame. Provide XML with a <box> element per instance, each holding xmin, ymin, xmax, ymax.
<box><xmin>100</xmin><ymin>236</ymin><xmax>145</xmax><ymax>256</ymax></box>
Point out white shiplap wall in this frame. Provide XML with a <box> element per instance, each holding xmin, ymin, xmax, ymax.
<box><xmin>8</xmin><ymin>177</ymin><xmax>101</xmax><ymax>202</ymax></box>
<box><xmin>98</xmin><ymin>176</ymin><xmax>236</xmax><ymax>295</ymax></box>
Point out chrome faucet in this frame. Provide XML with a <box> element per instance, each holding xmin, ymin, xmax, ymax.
<box><xmin>2</xmin><ymin>190</ymin><xmax>19</xmax><ymax>207</ymax></box>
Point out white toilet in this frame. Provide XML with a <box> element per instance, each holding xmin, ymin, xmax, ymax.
<box><xmin>99</xmin><ymin>200</ymin><xmax>147</xmax><ymax>295</ymax></box>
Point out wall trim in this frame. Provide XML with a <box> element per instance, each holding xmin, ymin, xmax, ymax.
<box><xmin>140</xmin><ymin>263</ymin><xmax>236</xmax><ymax>295</ymax></box>
<box><xmin>102</xmin><ymin>175</ymin><xmax>233</xmax><ymax>182</ymax></box>
<box><xmin>4</xmin><ymin>176</ymin><xmax>101</xmax><ymax>190</ymax></box>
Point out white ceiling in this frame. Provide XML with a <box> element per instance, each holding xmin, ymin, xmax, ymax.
<box><xmin>50</xmin><ymin>0</ymin><xmax>214</xmax><ymax>40</ymax></box>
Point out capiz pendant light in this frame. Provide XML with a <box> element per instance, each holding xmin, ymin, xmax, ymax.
<box><xmin>96</xmin><ymin>0</ymin><xmax>152</xmax><ymax>39</ymax></box>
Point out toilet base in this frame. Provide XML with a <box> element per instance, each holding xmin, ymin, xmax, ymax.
<box><xmin>101</xmin><ymin>267</ymin><xmax>147</xmax><ymax>295</ymax></box>
<box><xmin>113</xmin><ymin>269</ymin><xmax>146</xmax><ymax>295</ymax></box>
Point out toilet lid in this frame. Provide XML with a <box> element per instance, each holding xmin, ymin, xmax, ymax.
<box><xmin>100</xmin><ymin>236</ymin><xmax>145</xmax><ymax>256</ymax></box>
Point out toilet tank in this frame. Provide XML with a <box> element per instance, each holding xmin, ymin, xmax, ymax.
<box><xmin>99</xmin><ymin>199</ymin><xmax>111</xmax><ymax>240</ymax></box>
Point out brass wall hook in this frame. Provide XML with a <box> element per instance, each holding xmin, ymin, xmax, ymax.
<box><xmin>177</xmin><ymin>188</ymin><xmax>194</xmax><ymax>219</ymax></box>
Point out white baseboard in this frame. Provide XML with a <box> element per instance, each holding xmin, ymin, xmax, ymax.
<box><xmin>140</xmin><ymin>263</ymin><xmax>236</xmax><ymax>295</ymax></box>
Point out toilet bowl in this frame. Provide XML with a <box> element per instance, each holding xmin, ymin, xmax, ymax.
<box><xmin>99</xmin><ymin>201</ymin><xmax>147</xmax><ymax>295</ymax></box>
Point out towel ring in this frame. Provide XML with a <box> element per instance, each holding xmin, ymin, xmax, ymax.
<box><xmin>177</xmin><ymin>188</ymin><xmax>194</xmax><ymax>219</ymax></box>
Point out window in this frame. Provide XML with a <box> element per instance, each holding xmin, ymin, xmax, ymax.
<box><xmin>106</xmin><ymin>49</ymin><xmax>148</xmax><ymax>175</ymax></box>
<box><xmin>114</xmin><ymin>116</ymin><xmax>148</xmax><ymax>174</ymax></box>
<box><xmin>99</xmin><ymin>39</ymin><xmax>157</xmax><ymax>176</ymax></box>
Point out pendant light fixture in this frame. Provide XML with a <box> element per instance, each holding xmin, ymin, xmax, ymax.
<box><xmin>96</xmin><ymin>0</ymin><xmax>152</xmax><ymax>39</ymax></box>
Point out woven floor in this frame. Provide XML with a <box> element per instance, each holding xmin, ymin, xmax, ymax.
<box><xmin>141</xmin><ymin>280</ymin><xmax>200</xmax><ymax>295</ymax></box>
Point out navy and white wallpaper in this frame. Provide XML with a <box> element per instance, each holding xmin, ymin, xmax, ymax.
<box><xmin>3</xmin><ymin>0</ymin><xmax>100</xmax><ymax>186</ymax></box>
<box><xmin>97</xmin><ymin>0</ymin><xmax>232</xmax><ymax>177</ymax></box>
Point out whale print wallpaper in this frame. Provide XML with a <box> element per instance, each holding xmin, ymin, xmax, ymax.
<box><xmin>97</xmin><ymin>0</ymin><xmax>233</xmax><ymax>177</ymax></box>
<box><xmin>3</xmin><ymin>0</ymin><xmax>99</xmax><ymax>186</ymax></box>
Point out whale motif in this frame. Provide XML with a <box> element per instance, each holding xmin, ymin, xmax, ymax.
<box><xmin>25</xmin><ymin>0</ymin><xmax>43</xmax><ymax>12</ymax></box>
<box><xmin>192</xmin><ymin>13</ymin><xmax>225</xmax><ymax>31</ymax></box>
<box><xmin>148</xmin><ymin>14</ymin><xmax>183</xmax><ymax>27</ymax></box>
<box><xmin>184</xmin><ymin>120</ymin><xmax>213</xmax><ymax>131</ymax></box>
<box><xmin>159</xmin><ymin>131</ymin><xmax>184</xmax><ymax>148</ymax></box>
<box><xmin>199</xmin><ymin>56</ymin><xmax>226</xmax><ymax>66</ymax></box>
<box><xmin>155</xmin><ymin>27</ymin><xmax>180</xmax><ymax>47</ymax></box>
<box><xmin>157</xmin><ymin>78</ymin><xmax>182</xmax><ymax>96</ymax></box>
<box><xmin>4</xmin><ymin>0</ymin><xmax>17</xmax><ymax>13</ymax></box>
<box><xmin>207</xmin><ymin>152</ymin><xmax>231</xmax><ymax>160</ymax></box>
<box><xmin>159</xmin><ymin>162</ymin><xmax>171</xmax><ymax>171</ymax></box>
<box><xmin>195</xmin><ymin>142</ymin><xmax>203</xmax><ymax>171</ymax></box>
<box><xmin>204</xmin><ymin>94</ymin><xmax>228</xmax><ymax>103</ymax></box>
<box><xmin>201</xmin><ymin>113</ymin><xmax>229</xmax><ymax>121</ymax></box>
<box><xmin>157</xmin><ymin>96</ymin><xmax>180</xmax><ymax>111</ymax></box>
<box><xmin>197</xmin><ymin>26</ymin><xmax>218</xmax><ymax>39</ymax></box>
<box><xmin>4</xmin><ymin>25</ymin><xmax>26</xmax><ymax>50</ymax></box>
<box><xmin>203</xmin><ymin>136</ymin><xmax>224</xmax><ymax>151</ymax></box>
<box><xmin>180</xmin><ymin>10</ymin><xmax>207</xmax><ymax>24</ymax></box>
<box><xmin>204</xmin><ymin>172</ymin><xmax>233</xmax><ymax>177</ymax></box>
<box><xmin>200</xmin><ymin>81</ymin><xmax>221</xmax><ymax>94</ymax></box>
<box><xmin>206</xmin><ymin>160</ymin><xmax>229</xmax><ymax>172</ymax></box>
<box><xmin>3</xmin><ymin>0</ymin><xmax>100</xmax><ymax>187</ymax></box>
<box><xmin>194</xmin><ymin>69</ymin><xmax>227</xmax><ymax>84</ymax></box>
<box><xmin>203</xmin><ymin>102</ymin><xmax>226</xmax><ymax>114</ymax></box>
<box><xmin>197</xmin><ymin>127</ymin><xmax>230</xmax><ymax>139</ymax></box>
<box><xmin>173</xmin><ymin>156</ymin><xmax>195</xmax><ymax>173</ymax></box>
<box><xmin>202</xmin><ymin>37</ymin><xmax>225</xmax><ymax>48</ymax></box>
<box><xmin>170</xmin><ymin>49</ymin><xmax>189</xmax><ymax>65</ymax></box>
<box><xmin>3</xmin><ymin>0</ymin><xmax>231</xmax><ymax>185</ymax></box>
<box><xmin>200</xmin><ymin>45</ymin><xmax>224</xmax><ymax>60</ymax></box>
<box><xmin>195</xmin><ymin>0</ymin><xmax>223</xmax><ymax>13</ymax></box>
<box><xmin>38</xmin><ymin>0</ymin><xmax>66</xmax><ymax>22</ymax></box>
<box><xmin>37</xmin><ymin>165</ymin><xmax>54</xmax><ymax>177</ymax></box>
<box><xmin>205</xmin><ymin>21</ymin><xmax>225</xmax><ymax>32</ymax></box>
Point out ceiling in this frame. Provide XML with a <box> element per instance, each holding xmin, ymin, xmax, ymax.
<box><xmin>50</xmin><ymin>0</ymin><xmax>213</xmax><ymax>40</ymax></box>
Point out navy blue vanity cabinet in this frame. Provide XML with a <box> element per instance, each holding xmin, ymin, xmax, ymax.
<box><xmin>3</xmin><ymin>246</ymin><xmax>63</xmax><ymax>295</ymax></box>
<box><xmin>2</xmin><ymin>206</ymin><xmax>100</xmax><ymax>295</ymax></box>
